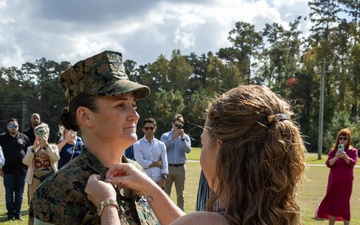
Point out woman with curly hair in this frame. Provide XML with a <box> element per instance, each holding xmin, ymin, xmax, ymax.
<box><xmin>86</xmin><ymin>85</ymin><xmax>307</xmax><ymax>225</ymax></box>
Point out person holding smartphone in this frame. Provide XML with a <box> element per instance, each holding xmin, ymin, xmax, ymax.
<box><xmin>316</xmin><ymin>128</ymin><xmax>358</xmax><ymax>224</ymax></box>
<box><xmin>23</xmin><ymin>123</ymin><xmax>60</xmax><ymax>205</ymax></box>
<box><xmin>160</xmin><ymin>114</ymin><xmax>191</xmax><ymax>211</ymax></box>
<box><xmin>57</xmin><ymin>123</ymin><xmax>84</xmax><ymax>169</ymax></box>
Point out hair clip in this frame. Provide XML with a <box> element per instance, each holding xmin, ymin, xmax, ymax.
<box><xmin>267</xmin><ymin>114</ymin><xmax>290</xmax><ymax>123</ymax></box>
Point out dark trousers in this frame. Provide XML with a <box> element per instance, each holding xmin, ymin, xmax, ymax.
<box><xmin>4</xmin><ymin>174</ymin><xmax>25</xmax><ymax>218</ymax></box>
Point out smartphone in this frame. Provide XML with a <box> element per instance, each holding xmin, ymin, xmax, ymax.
<box><xmin>36</xmin><ymin>128</ymin><xmax>46</xmax><ymax>137</ymax></box>
<box><xmin>338</xmin><ymin>144</ymin><xmax>344</xmax><ymax>153</ymax></box>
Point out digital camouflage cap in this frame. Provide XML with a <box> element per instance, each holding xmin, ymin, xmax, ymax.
<box><xmin>58</xmin><ymin>50</ymin><xmax>150</xmax><ymax>102</ymax></box>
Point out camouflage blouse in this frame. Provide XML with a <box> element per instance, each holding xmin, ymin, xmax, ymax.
<box><xmin>29</xmin><ymin>147</ymin><xmax>159</xmax><ymax>225</ymax></box>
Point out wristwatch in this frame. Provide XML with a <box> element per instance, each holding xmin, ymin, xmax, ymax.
<box><xmin>97</xmin><ymin>199</ymin><xmax>119</xmax><ymax>216</ymax></box>
<box><xmin>162</xmin><ymin>175</ymin><xmax>167</xmax><ymax>180</ymax></box>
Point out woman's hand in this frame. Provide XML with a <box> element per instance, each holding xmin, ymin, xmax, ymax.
<box><xmin>33</xmin><ymin>136</ymin><xmax>48</xmax><ymax>150</ymax></box>
<box><xmin>338</xmin><ymin>151</ymin><xmax>351</xmax><ymax>163</ymax></box>
<box><xmin>335</xmin><ymin>151</ymin><xmax>343</xmax><ymax>158</ymax></box>
<box><xmin>85</xmin><ymin>174</ymin><xmax>116</xmax><ymax>207</ymax></box>
<box><xmin>65</xmin><ymin>130</ymin><xmax>76</xmax><ymax>145</ymax></box>
<box><xmin>105</xmin><ymin>163</ymin><xmax>155</xmax><ymax>195</ymax></box>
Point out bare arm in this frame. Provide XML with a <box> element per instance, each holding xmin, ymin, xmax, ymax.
<box><xmin>107</xmin><ymin>164</ymin><xmax>185</xmax><ymax>225</ymax></box>
<box><xmin>56</xmin><ymin>140</ymin><xmax>67</xmax><ymax>153</ymax></box>
<box><xmin>328</xmin><ymin>154</ymin><xmax>339</xmax><ymax>166</ymax></box>
<box><xmin>85</xmin><ymin>175</ymin><xmax>120</xmax><ymax>225</ymax></box>
<box><xmin>101</xmin><ymin>206</ymin><xmax>120</xmax><ymax>225</ymax></box>
<box><xmin>57</xmin><ymin>132</ymin><xmax>76</xmax><ymax>153</ymax></box>
<box><xmin>86</xmin><ymin>164</ymin><xmax>185</xmax><ymax>225</ymax></box>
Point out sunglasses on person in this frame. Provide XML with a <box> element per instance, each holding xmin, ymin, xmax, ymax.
<box><xmin>174</xmin><ymin>123</ymin><xmax>183</xmax><ymax>129</ymax></box>
<box><xmin>144</xmin><ymin>127</ymin><xmax>155</xmax><ymax>131</ymax></box>
<box><xmin>8</xmin><ymin>124</ymin><xmax>18</xmax><ymax>128</ymax></box>
<box><xmin>339</xmin><ymin>137</ymin><xmax>348</xmax><ymax>141</ymax></box>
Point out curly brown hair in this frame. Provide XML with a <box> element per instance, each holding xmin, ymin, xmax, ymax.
<box><xmin>205</xmin><ymin>85</ymin><xmax>306</xmax><ymax>225</ymax></box>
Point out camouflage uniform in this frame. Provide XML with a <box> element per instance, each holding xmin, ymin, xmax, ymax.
<box><xmin>29</xmin><ymin>51</ymin><xmax>156</xmax><ymax>224</ymax></box>
<box><xmin>29</xmin><ymin>147</ymin><xmax>159</xmax><ymax>225</ymax></box>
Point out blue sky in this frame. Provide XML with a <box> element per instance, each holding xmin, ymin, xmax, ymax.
<box><xmin>0</xmin><ymin>0</ymin><xmax>310</xmax><ymax>68</ymax></box>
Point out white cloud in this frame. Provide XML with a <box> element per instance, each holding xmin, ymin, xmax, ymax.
<box><xmin>0</xmin><ymin>0</ymin><xmax>310</xmax><ymax>68</ymax></box>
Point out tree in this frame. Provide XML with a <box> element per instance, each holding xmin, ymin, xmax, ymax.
<box><xmin>168</xmin><ymin>49</ymin><xmax>193</xmax><ymax>101</ymax></box>
<box><xmin>218</xmin><ymin>21</ymin><xmax>263</xmax><ymax>84</ymax></box>
<box><xmin>259</xmin><ymin>17</ymin><xmax>303</xmax><ymax>95</ymax></box>
<box><xmin>19</xmin><ymin>59</ymin><xmax>70</xmax><ymax>141</ymax></box>
<box><xmin>308</xmin><ymin>0</ymin><xmax>341</xmax><ymax>42</ymax></box>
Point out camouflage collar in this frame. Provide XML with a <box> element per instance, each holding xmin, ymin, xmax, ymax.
<box><xmin>79</xmin><ymin>146</ymin><xmax>129</xmax><ymax>180</ymax></box>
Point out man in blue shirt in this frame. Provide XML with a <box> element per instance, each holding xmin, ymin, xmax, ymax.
<box><xmin>134</xmin><ymin>118</ymin><xmax>168</xmax><ymax>188</ymax></box>
<box><xmin>160</xmin><ymin>114</ymin><xmax>191</xmax><ymax>211</ymax></box>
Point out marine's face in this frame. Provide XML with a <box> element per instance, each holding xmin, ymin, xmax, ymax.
<box><xmin>90</xmin><ymin>93</ymin><xmax>139</xmax><ymax>148</ymax></box>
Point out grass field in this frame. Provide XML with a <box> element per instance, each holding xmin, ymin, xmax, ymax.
<box><xmin>0</xmin><ymin>148</ymin><xmax>358</xmax><ymax>224</ymax></box>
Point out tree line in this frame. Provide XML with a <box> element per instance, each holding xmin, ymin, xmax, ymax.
<box><xmin>1</xmin><ymin>0</ymin><xmax>360</xmax><ymax>152</ymax></box>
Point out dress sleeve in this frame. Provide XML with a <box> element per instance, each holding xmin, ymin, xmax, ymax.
<box><xmin>23</xmin><ymin>146</ymin><xmax>35</xmax><ymax>166</ymax></box>
<box><xmin>325</xmin><ymin>149</ymin><xmax>336</xmax><ymax>167</ymax></box>
<box><xmin>347</xmin><ymin>148</ymin><xmax>358</xmax><ymax>166</ymax></box>
<box><xmin>46</xmin><ymin>144</ymin><xmax>60</xmax><ymax>162</ymax></box>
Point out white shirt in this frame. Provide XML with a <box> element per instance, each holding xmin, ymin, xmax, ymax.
<box><xmin>133</xmin><ymin>136</ymin><xmax>168</xmax><ymax>182</ymax></box>
<box><xmin>0</xmin><ymin>146</ymin><xmax>5</xmax><ymax>168</ymax></box>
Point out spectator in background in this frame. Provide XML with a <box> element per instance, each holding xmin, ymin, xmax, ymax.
<box><xmin>134</xmin><ymin>118</ymin><xmax>168</xmax><ymax>188</ymax></box>
<box><xmin>124</xmin><ymin>145</ymin><xmax>135</xmax><ymax>160</ymax></box>
<box><xmin>24</xmin><ymin>113</ymin><xmax>41</xmax><ymax>145</ymax></box>
<box><xmin>0</xmin><ymin>146</ymin><xmax>5</xmax><ymax>177</ymax></box>
<box><xmin>160</xmin><ymin>114</ymin><xmax>191</xmax><ymax>211</ymax></box>
<box><xmin>195</xmin><ymin>170</ymin><xmax>213</xmax><ymax>211</ymax></box>
<box><xmin>0</xmin><ymin>118</ymin><xmax>31</xmax><ymax>221</ymax></box>
<box><xmin>57</xmin><ymin>122</ymin><xmax>84</xmax><ymax>169</ymax></box>
<box><xmin>315</xmin><ymin>128</ymin><xmax>358</xmax><ymax>225</ymax></box>
<box><xmin>23</xmin><ymin>123</ymin><xmax>60</xmax><ymax>204</ymax></box>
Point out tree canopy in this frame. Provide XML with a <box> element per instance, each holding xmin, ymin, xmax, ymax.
<box><xmin>1</xmin><ymin>1</ymin><xmax>360</xmax><ymax>152</ymax></box>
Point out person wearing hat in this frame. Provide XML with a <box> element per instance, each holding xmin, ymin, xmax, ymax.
<box><xmin>29</xmin><ymin>50</ymin><xmax>159</xmax><ymax>225</ymax></box>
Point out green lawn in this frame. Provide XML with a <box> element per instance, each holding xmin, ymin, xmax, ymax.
<box><xmin>0</xmin><ymin>148</ymin><xmax>358</xmax><ymax>224</ymax></box>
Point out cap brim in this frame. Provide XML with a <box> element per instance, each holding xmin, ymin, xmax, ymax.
<box><xmin>96</xmin><ymin>80</ymin><xmax>150</xmax><ymax>100</ymax></box>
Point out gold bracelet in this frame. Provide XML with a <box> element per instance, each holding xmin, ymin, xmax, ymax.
<box><xmin>97</xmin><ymin>199</ymin><xmax>119</xmax><ymax>216</ymax></box>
